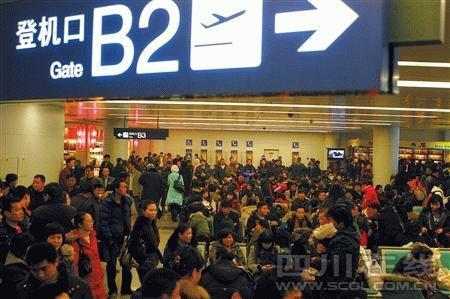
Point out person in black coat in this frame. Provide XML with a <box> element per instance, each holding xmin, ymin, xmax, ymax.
<box><xmin>316</xmin><ymin>204</ymin><xmax>361</xmax><ymax>299</ymax></box>
<box><xmin>129</xmin><ymin>200</ymin><xmax>162</xmax><ymax>282</ymax></box>
<box><xmin>0</xmin><ymin>233</ymin><xmax>34</xmax><ymax>297</ymax></box>
<box><xmin>200</xmin><ymin>246</ymin><xmax>254</xmax><ymax>298</ymax></box>
<box><xmin>139</xmin><ymin>165</ymin><xmax>165</xmax><ymax>203</ymax></box>
<box><xmin>419</xmin><ymin>194</ymin><xmax>450</xmax><ymax>248</ymax></box>
<box><xmin>29</xmin><ymin>183</ymin><xmax>76</xmax><ymax>241</ymax></box>
<box><xmin>17</xmin><ymin>242</ymin><xmax>92</xmax><ymax>299</ymax></box>
<box><xmin>179</xmin><ymin>160</ymin><xmax>194</xmax><ymax>198</ymax></box>
<box><xmin>99</xmin><ymin>180</ymin><xmax>133</xmax><ymax>296</ymax></box>
<box><xmin>214</xmin><ymin>200</ymin><xmax>240</xmax><ymax>239</ymax></box>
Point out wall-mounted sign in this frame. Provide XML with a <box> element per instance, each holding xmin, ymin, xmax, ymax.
<box><xmin>231</xmin><ymin>140</ymin><xmax>238</xmax><ymax>147</ymax></box>
<box><xmin>292</xmin><ymin>142</ymin><xmax>299</xmax><ymax>149</ymax></box>
<box><xmin>216</xmin><ymin>140</ymin><xmax>223</xmax><ymax>147</ymax></box>
<box><xmin>201</xmin><ymin>139</ymin><xmax>208</xmax><ymax>147</ymax></box>
<box><xmin>246</xmin><ymin>141</ymin><xmax>253</xmax><ymax>148</ymax></box>
<box><xmin>1</xmin><ymin>0</ymin><xmax>387</xmax><ymax>100</ymax></box>
<box><xmin>427</xmin><ymin>142</ymin><xmax>450</xmax><ymax>150</ymax></box>
<box><xmin>114</xmin><ymin>128</ymin><xmax>168</xmax><ymax>140</ymax></box>
<box><xmin>186</xmin><ymin>139</ymin><xmax>193</xmax><ymax>146</ymax></box>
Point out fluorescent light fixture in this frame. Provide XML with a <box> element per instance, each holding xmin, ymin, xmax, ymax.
<box><xmin>118</xmin><ymin>115</ymin><xmax>392</xmax><ymax>126</ymax></box>
<box><xmin>398</xmin><ymin>61</ymin><xmax>450</xmax><ymax>68</ymax></box>
<box><xmin>103</xmin><ymin>100</ymin><xmax>450</xmax><ymax>113</ymax></box>
<box><xmin>80</xmin><ymin>106</ymin><xmax>438</xmax><ymax>119</ymax></box>
<box><xmin>137</xmin><ymin>121</ymin><xmax>361</xmax><ymax>130</ymax></box>
<box><xmin>397</xmin><ymin>80</ymin><xmax>450</xmax><ymax>89</ymax></box>
<box><xmin>157</xmin><ymin>126</ymin><xmax>331</xmax><ymax>133</ymax></box>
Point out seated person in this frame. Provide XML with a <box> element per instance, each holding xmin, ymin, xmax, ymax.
<box><xmin>200</xmin><ymin>246</ymin><xmax>254</xmax><ymax>298</ymax></box>
<box><xmin>286</xmin><ymin>205</ymin><xmax>312</xmax><ymax>233</ymax></box>
<box><xmin>213</xmin><ymin>200</ymin><xmax>240</xmax><ymax>239</ymax></box>
<box><xmin>310</xmin><ymin>208</ymin><xmax>336</xmax><ymax>256</ymax></box>
<box><xmin>247</xmin><ymin>231</ymin><xmax>279</xmax><ymax>275</ymax></box>
<box><xmin>419</xmin><ymin>194</ymin><xmax>449</xmax><ymax>248</ymax></box>
<box><xmin>132</xmin><ymin>268</ymin><xmax>181</xmax><ymax>299</ymax></box>
<box><xmin>209</xmin><ymin>228</ymin><xmax>246</xmax><ymax>267</ymax></box>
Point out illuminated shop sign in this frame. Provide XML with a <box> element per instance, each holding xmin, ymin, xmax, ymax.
<box><xmin>0</xmin><ymin>0</ymin><xmax>387</xmax><ymax>100</ymax></box>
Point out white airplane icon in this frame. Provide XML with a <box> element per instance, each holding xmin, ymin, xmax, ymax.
<box><xmin>201</xmin><ymin>10</ymin><xmax>246</xmax><ymax>29</ymax></box>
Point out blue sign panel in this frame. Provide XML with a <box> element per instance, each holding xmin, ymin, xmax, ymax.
<box><xmin>231</xmin><ymin>140</ymin><xmax>238</xmax><ymax>147</ymax></box>
<box><xmin>0</xmin><ymin>0</ymin><xmax>387</xmax><ymax>100</ymax></box>
<box><xmin>216</xmin><ymin>140</ymin><xmax>223</xmax><ymax>147</ymax></box>
<box><xmin>201</xmin><ymin>139</ymin><xmax>208</xmax><ymax>146</ymax></box>
<box><xmin>246</xmin><ymin>141</ymin><xmax>253</xmax><ymax>148</ymax></box>
<box><xmin>186</xmin><ymin>139</ymin><xmax>193</xmax><ymax>146</ymax></box>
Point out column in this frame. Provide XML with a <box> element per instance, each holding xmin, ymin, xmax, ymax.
<box><xmin>103</xmin><ymin>119</ymin><xmax>129</xmax><ymax>162</ymax></box>
<box><xmin>373</xmin><ymin>126</ymin><xmax>400</xmax><ymax>186</ymax></box>
<box><xmin>0</xmin><ymin>102</ymin><xmax>65</xmax><ymax>184</ymax></box>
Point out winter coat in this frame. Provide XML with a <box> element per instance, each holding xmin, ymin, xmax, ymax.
<box><xmin>214</xmin><ymin>211</ymin><xmax>240</xmax><ymax>238</ymax></box>
<box><xmin>200</xmin><ymin>259</ymin><xmax>253</xmax><ymax>297</ymax></box>
<box><xmin>129</xmin><ymin>216</ymin><xmax>161</xmax><ymax>266</ymax></box>
<box><xmin>318</xmin><ymin>224</ymin><xmax>360</xmax><ymax>298</ymax></box>
<box><xmin>71</xmin><ymin>193</ymin><xmax>92</xmax><ymax>211</ymax></box>
<box><xmin>214</xmin><ymin>165</ymin><xmax>227</xmax><ymax>182</ymax></box>
<box><xmin>0</xmin><ymin>221</ymin><xmax>27</xmax><ymax>267</ymax></box>
<box><xmin>209</xmin><ymin>241</ymin><xmax>246</xmax><ymax>266</ymax></box>
<box><xmin>29</xmin><ymin>201</ymin><xmax>76</xmax><ymax>241</ymax></box>
<box><xmin>0</xmin><ymin>253</ymin><xmax>29</xmax><ymax>298</ymax></box>
<box><xmin>139</xmin><ymin>169</ymin><xmax>165</xmax><ymax>202</ymax></box>
<box><xmin>77</xmin><ymin>196</ymin><xmax>102</xmax><ymax>233</ymax></box>
<box><xmin>378</xmin><ymin>204</ymin><xmax>406</xmax><ymax>246</ymax></box>
<box><xmin>188</xmin><ymin>211</ymin><xmax>211</xmax><ymax>240</ymax></box>
<box><xmin>72</xmin><ymin>230</ymin><xmax>106</xmax><ymax>299</ymax></box>
<box><xmin>166</xmin><ymin>172</ymin><xmax>184</xmax><ymax>206</ymax></box>
<box><xmin>99</xmin><ymin>193</ymin><xmax>132</xmax><ymax>242</ymax></box>
<box><xmin>247</xmin><ymin>245</ymin><xmax>279</xmax><ymax>274</ymax></box>
<box><xmin>419</xmin><ymin>208</ymin><xmax>450</xmax><ymax>247</ymax></box>
<box><xmin>286</xmin><ymin>214</ymin><xmax>312</xmax><ymax>233</ymax></box>
<box><xmin>362</xmin><ymin>185</ymin><xmax>380</xmax><ymax>209</ymax></box>
<box><xmin>17</xmin><ymin>264</ymin><xmax>92</xmax><ymax>299</ymax></box>
<box><xmin>163</xmin><ymin>237</ymin><xmax>197</xmax><ymax>269</ymax></box>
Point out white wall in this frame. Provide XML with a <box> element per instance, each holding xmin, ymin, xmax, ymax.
<box><xmin>138</xmin><ymin>129</ymin><xmax>337</xmax><ymax>168</ymax></box>
<box><xmin>0</xmin><ymin>102</ymin><xmax>65</xmax><ymax>185</ymax></box>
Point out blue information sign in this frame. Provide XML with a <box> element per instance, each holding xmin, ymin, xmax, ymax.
<box><xmin>0</xmin><ymin>0</ymin><xmax>387</xmax><ymax>100</ymax></box>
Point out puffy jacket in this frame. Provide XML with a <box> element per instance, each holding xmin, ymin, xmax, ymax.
<box><xmin>200</xmin><ymin>259</ymin><xmax>253</xmax><ymax>298</ymax></box>
<box><xmin>139</xmin><ymin>169</ymin><xmax>165</xmax><ymax>202</ymax></box>
<box><xmin>72</xmin><ymin>230</ymin><xmax>106</xmax><ymax>298</ymax></box>
<box><xmin>129</xmin><ymin>216</ymin><xmax>161</xmax><ymax>265</ymax></box>
<box><xmin>362</xmin><ymin>185</ymin><xmax>380</xmax><ymax>209</ymax></box>
<box><xmin>188</xmin><ymin>211</ymin><xmax>211</xmax><ymax>240</ymax></box>
<box><xmin>0</xmin><ymin>254</ymin><xmax>29</xmax><ymax>297</ymax></box>
<box><xmin>29</xmin><ymin>201</ymin><xmax>76</xmax><ymax>241</ymax></box>
<box><xmin>166</xmin><ymin>172</ymin><xmax>184</xmax><ymax>206</ymax></box>
<box><xmin>318</xmin><ymin>224</ymin><xmax>360</xmax><ymax>298</ymax></box>
<box><xmin>209</xmin><ymin>241</ymin><xmax>246</xmax><ymax>266</ymax></box>
<box><xmin>99</xmin><ymin>193</ymin><xmax>132</xmax><ymax>242</ymax></box>
<box><xmin>17</xmin><ymin>264</ymin><xmax>92</xmax><ymax>299</ymax></box>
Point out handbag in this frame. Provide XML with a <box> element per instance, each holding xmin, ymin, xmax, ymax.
<box><xmin>77</xmin><ymin>240</ymin><xmax>92</xmax><ymax>278</ymax></box>
<box><xmin>119</xmin><ymin>236</ymin><xmax>133</xmax><ymax>268</ymax></box>
<box><xmin>173</xmin><ymin>174</ymin><xmax>185</xmax><ymax>193</ymax></box>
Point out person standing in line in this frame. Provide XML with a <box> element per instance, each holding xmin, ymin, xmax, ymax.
<box><xmin>29</xmin><ymin>174</ymin><xmax>46</xmax><ymax>211</ymax></box>
<box><xmin>99</xmin><ymin>180</ymin><xmax>133</xmax><ymax>297</ymax></box>
<box><xmin>129</xmin><ymin>200</ymin><xmax>162</xmax><ymax>282</ymax></box>
<box><xmin>59</xmin><ymin>158</ymin><xmax>75</xmax><ymax>187</ymax></box>
<box><xmin>72</xmin><ymin>212</ymin><xmax>106</xmax><ymax>299</ymax></box>
<box><xmin>166</xmin><ymin>165</ymin><xmax>184</xmax><ymax>222</ymax></box>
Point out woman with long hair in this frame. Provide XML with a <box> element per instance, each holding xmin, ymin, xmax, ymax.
<box><xmin>129</xmin><ymin>200</ymin><xmax>162</xmax><ymax>282</ymax></box>
<box><xmin>419</xmin><ymin>194</ymin><xmax>449</xmax><ymax>247</ymax></box>
<box><xmin>209</xmin><ymin>228</ymin><xmax>246</xmax><ymax>266</ymax></box>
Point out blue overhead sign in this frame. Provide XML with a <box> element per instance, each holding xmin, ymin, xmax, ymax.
<box><xmin>0</xmin><ymin>0</ymin><xmax>387</xmax><ymax>101</ymax></box>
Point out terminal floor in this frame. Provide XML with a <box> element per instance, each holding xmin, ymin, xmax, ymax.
<box><xmin>102</xmin><ymin>212</ymin><xmax>178</xmax><ymax>298</ymax></box>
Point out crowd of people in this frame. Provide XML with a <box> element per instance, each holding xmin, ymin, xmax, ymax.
<box><xmin>0</xmin><ymin>150</ymin><xmax>449</xmax><ymax>299</ymax></box>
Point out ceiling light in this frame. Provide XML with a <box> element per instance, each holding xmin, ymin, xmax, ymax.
<box><xmin>151</xmin><ymin>126</ymin><xmax>331</xmax><ymax>133</ymax></box>
<box><xmin>397</xmin><ymin>80</ymin><xmax>450</xmax><ymax>89</ymax></box>
<box><xmin>103</xmin><ymin>100</ymin><xmax>450</xmax><ymax>113</ymax></box>
<box><xmin>398</xmin><ymin>61</ymin><xmax>450</xmax><ymax>68</ymax></box>
<box><xmin>80</xmin><ymin>106</ymin><xmax>438</xmax><ymax>118</ymax></box>
<box><xmin>119</xmin><ymin>115</ymin><xmax>392</xmax><ymax>126</ymax></box>
<box><xmin>137</xmin><ymin>121</ymin><xmax>362</xmax><ymax>130</ymax></box>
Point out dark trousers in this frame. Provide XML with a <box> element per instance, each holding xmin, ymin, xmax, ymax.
<box><xmin>106</xmin><ymin>238</ymin><xmax>132</xmax><ymax>294</ymax></box>
<box><xmin>169</xmin><ymin>203</ymin><xmax>180</xmax><ymax>222</ymax></box>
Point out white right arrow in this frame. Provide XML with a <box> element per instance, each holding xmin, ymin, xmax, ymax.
<box><xmin>118</xmin><ymin>133</ymin><xmax>123</xmax><ymax>137</ymax></box>
<box><xmin>275</xmin><ymin>0</ymin><xmax>359</xmax><ymax>52</ymax></box>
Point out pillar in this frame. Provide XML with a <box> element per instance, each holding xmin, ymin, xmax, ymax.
<box><xmin>373</xmin><ymin>126</ymin><xmax>400</xmax><ymax>186</ymax></box>
<box><xmin>0</xmin><ymin>102</ymin><xmax>65</xmax><ymax>184</ymax></box>
<box><xmin>103</xmin><ymin>119</ymin><xmax>129</xmax><ymax>162</ymax></box>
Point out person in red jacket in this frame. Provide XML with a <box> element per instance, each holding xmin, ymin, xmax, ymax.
<box><xmin>361</xmin><ymin>181</ymin><xmax>380</xmax><ymax>210</ymax></box>
<box><xmin>72</xmin><ymin>211</ymin><xmax>106</xmax><ymax>299</ymax></box>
